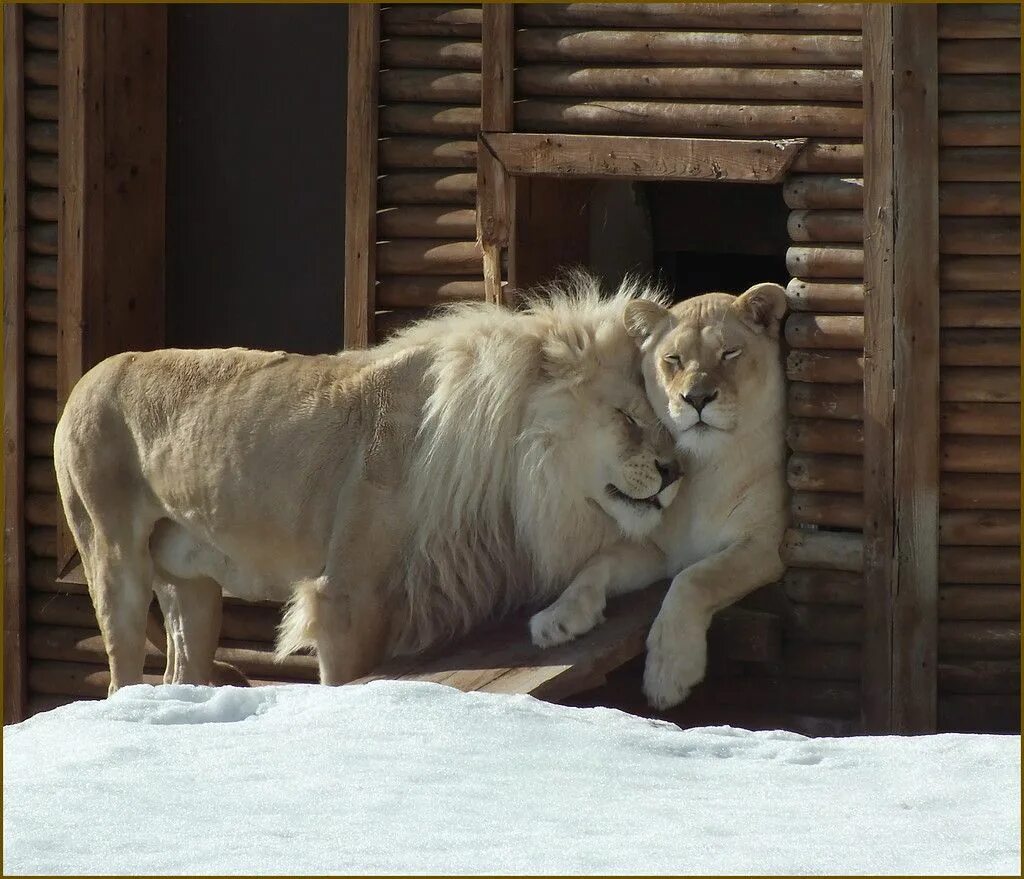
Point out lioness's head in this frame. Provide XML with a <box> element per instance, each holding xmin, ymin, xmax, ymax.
<box><xmin>623</xmin><ymin>282</ymin><xmax>787</xmax><ymax>456</ymax></box>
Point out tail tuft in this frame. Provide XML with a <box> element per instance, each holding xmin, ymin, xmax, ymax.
<box><xmin>275</xmin><ymin>578</ymin><xmax>321</xmax><ymax>662</ymax></box>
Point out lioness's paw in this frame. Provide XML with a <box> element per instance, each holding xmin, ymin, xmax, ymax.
<box><xmin>529</xmin><ymin>599</ymin><xmax>604</xmax><ymax>649</ymax></box>
<box><xmin>642</xmin><ymin>621</ymin><xmax>706</xmax><ymax>711</ymax></box>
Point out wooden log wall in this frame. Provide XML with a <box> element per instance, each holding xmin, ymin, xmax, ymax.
<box><xmin>933</xmin><ymin>3</ymin><xmax>1020</xmax><ymax>734</ymax></box>
<box><xmin>375</xmin><ymin>4</ymin><xmax>486</xmax><ymax>337</ymax></box>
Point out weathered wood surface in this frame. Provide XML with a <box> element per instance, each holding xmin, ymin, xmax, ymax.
<box><xmin>517</xmin><ymin>4</ymin><xmax>864</xmax><ymax>31</ymax></box>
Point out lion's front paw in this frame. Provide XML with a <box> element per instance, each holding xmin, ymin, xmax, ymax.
<box><xmin>642</xmin><ymin>620</ymin><xmax>706</xmax><ymax>711</ymax></box>
<box><xmin>529</xmin><ymin>596</ymin><xmax>605</xmax><ymax>649</ymax></box>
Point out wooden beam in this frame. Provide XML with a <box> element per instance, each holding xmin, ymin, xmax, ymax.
<box><xmin>478</xmin><ymin>3</ymin><xmax>514</xmax><ymax>304</ymax></box>
<box><xmin>343</xmin><ymin>5</ymin><xmax>379</xmax><ymax>348</ymax></box>
<box><xmin>483</xmin><ymin>133</ymin><xmax>808</xmax><ymax>183</ymax></box>
<box><xmin>3</xmin><ymin>3</ymin><xmax>28</xmax><ymax>724</ymax></box>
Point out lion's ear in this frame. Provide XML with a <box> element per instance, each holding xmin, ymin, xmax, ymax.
<box><xmin>732</xmin><ymin>282</ymin><xmax>787</xmax><ymax>337</ymax></box>
<box><xmin>623</xmin><ymin>300</ymin><xmax>672</xmax><ymax>346</ymax></box>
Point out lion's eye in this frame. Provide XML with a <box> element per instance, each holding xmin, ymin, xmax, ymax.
<box><xmin>722</xmin><ymin>348</ymin><xmax>743</xmax><ymax>362</ymax></box>
<box><xmin>663</xmin><ymin>354</ymin><xmax>681</xmax><ymax>367</ymax></box>
<box><xmin>618</xmin><ymin>409</ymin><xmax>639</xmax><ymax>427</ymax></box>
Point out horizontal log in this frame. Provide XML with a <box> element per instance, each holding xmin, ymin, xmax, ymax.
<box><xmin>27</xmin><ymin>188</ymin><xmax>57</xmax><ymax>222</ymax></box>
<box><xmin>516</xmin><ymin>99</ymin><xmax>862</xmax><ymax>138</ymax></box>
<box><xmin>25</xmin><ymin>51</ymin><xmax>57</xmax><ymax>87</ymax></box>
<box><xmin>26</xmin><ymin>121</ymin><xmax>57</xmax><ymax>154</ymax></box>
<box><xmin>378</xmin><ymin>171</ymin><xmax>476</xmax><ymax>205</ymax></box>
<box><xmin>941</xmin><ymin>256</ymin><xmax>1020</xmax><ymax>291</ymax></box>
<box><xmin>25</xmin><ymin>289</ymin><xmax>56</xmax><ymax>323</ymax></box>
<box><xmin>941</xmin><ymin>472</ymin><xmax>1020</xmax><ymax>510</ymax></box>
<box><xmin>783</xmin><ymin>175</ymin><xmax>863</xmax><ymax>209</ymax></box>
<box><xmin>941</xmin><ymin>435</ymin><xmax>1020</xmax><ymax>474</ymax></box>
<box><xmin>28</xmin><ymin>660</ymin><xmax>165</xmax><ymax>699</ymax></box>
<box><xmin>938</xmin><ymin>39</ymin><xmax>1020</xmax><ymax>74</ymax></box>
<box><xmin>26</xmin><ymin>356</ymin><xmax>57</xmax><ymax>392</ymax></box>
<box><xmin>941</xmin><ymin>367</ymin><xmax>1020</xmax><ymax>402</ymax></box>
<box><xmin>787</xmin><ymin>453</ymin><xmax>863</xmax><ymax>494</ymax></box>
<box><xmin>783</xmin><ymin>569</ymin><xmax>863</xmax><ymax>606</ymax></box>
<box><xmin>27</xmin><ymin>222</ymin><xmax>57</xmax><ymax>256</ymax></box>
<box><xmin>940</xmin><ymin>112</ymin><xmax>1020</xmax><ymax>148</ymax></box>
<box><xmin>938</xmin><ymin>4</ymin><xmax>1020</xmax><ymax>39</ymax></box>
<box><xmin>27</xmin><ymin>255</ymin><xmax>56</xmax><ymax>289</ymax></box>
<box><xmin>24</xmin><ymin>17</ymin><xmax>57</xmax><ymax>49</ymax></box>
<box><xmin>940</xmin><ymin>328</ymin><xmax>1020</xmax><ymax>366</ymax></box>
<box><xmin>939</xmin><ymin>546</ymin><xmax>1020</xmax><ymax>585</ymax></box>
<box><xmin>790</xmin><ymin>491</ymin><xmax>863</xmax><ymax>530</ymax></box>
<box><xmin>27</xmin><ymin>458</ymin><xmax>56</xmax><ymax>493</ymax></box>
<box><xmin>24</xmin><ymin>5</ymin><xmax>58</xmax><ymax>18</ymax></box>
<box><xmin>939</xmin><ymin>146</ymin><xmax>1020</xmax><ymax>182</ymax></box>
<box><xmin>376</xmin><ymin>309</ymin><xmax>431</xmax><ymax>340</ymax></box>
<box><xmin>376</xmin><ymin>239</ymin><xmax>482</xmax><ymax>276</ymax></box>
<box><xmin>938</xmin><ymin>693</ymin><xmax>1020</xmax><ymax>733</ymax></box>
<box><xmin>939</xmin><ymin>659</ymin><xmax>1020</xmax><ymax>695</ymax></box>
<box><xmin>26</xmin><ymin>87</ymin><xmax>57</xmax><ymax>121</ymax></box>
<box><xmin>785</xmin><ymin>280</ymin><xmax>864</xmax><ymax>313</ymax></box>
<box><xmin>939</xmin><ymin>510</ymin><xmax>1020</xmax><ymax>546</ymax></box>
<box><xmin>782</xmin><ymin>643</ymin><xmax>860</xmax><ymax>681</ymax></box>
<box><xmin>787</xmin><ymin>209</ymin><xmax>862</xmax><ymax>243</ymax></box>
<box><xmin>28</xmin><ymin>559</ymin><xmax>64</xmax><ymax>592</ymax></box>
<box><xmin>782</xmin><ymin>529</ymin><xmax>863</xmax><ymax>573</ymax></box>
<box><xmin>939</xmin><ymin>181</ymin><xmax>1020</xmax><ymax>215</ymax></box>
<box><xmin>27</xmin><ymin>526</ymin><xmax>56</xmax><ymax>557</ymax></box>
<box><xmin>26</xmin><ymin>492</ymin><xmax>57</xmax><ymax>527</ymax></box>
<box><xmin>787</xmin><ymin>604</ymin><xmax>863</xmax><ymax>644</ymax></box>
<box><xmin>27</xmin><ymin>393</ymin><xmax>58</xmax><ymax>425</ymax></box>
<box><xmin>516</xmin><ymin>29</ymin><xmax>863</xmax><ymax>67</ymax></box>
<box><xmin>381</xmin><ymin>5</ymin><xmax>482</xmax><ymax>37</ymax></box>
<box><xmin>377</xmin><ymin>206</ymin><xmax>477</xmax><ymax>239</ymax></box>
<box><xmin>940</xmin><ymin>401</ymin><xmax>1020</xmax><ymax>436</ymax></box>
<box><xmin>787</xmin><ymin>350</ymin><xmax>863</xmax><ymax>384</ymax></box>
<box><xmin>940</xmin><ymin>585</ymin><xmax>1021</xmax><ymax>621</ymax></box>
<box><xmin>380</xmin><ymin>69</ymin><xmax>481</xmax><ymax>104</ymax></box>
<box><xmin>940</xmin><ymin>217</ymin><xmax>1020</xmax><ymax>255</ymax></box>
<box><xmin>786</xmin><ymin>245</ymin><xmax>863</xmax><ymax>279</ymax></box>
<box><xmin>380</xmin><ymin>37</ymin><xmax>482</xmax><ymax>71</ymax></box>
<box><xmin>515</xmin><ymin>65</ymin><xmax>863</xmax><ymax>103</ymax></box>
<box><xmin>518</xmin><ymin>4</ymin><xmax>863</xmax><ymax>31</ymax></box>
<box><xmin>380</xmin><ymin>103</ymin><xmax>482</xmax><ymax>137</ymax></box>
<box><xmin>788</xmin><ymin>383</ymin><xmax>863</xmax><ymax>421</ymax></box>
<box><xmin>26</xmin><ymin>321</ymin><xmax>57</xmax><ymax>357</ymax></box>
<box><xmin>939</xmin><ymin>620</ymin><xmax>1021</xmax><ymax>658</ymax></box>
<box><xmin>787</xmin><ymin>418</ymin><xmax>862</xmax><ymax>455</ymax></box>
<box><xmin>378</xmin><ymin>137</ymin><xmax>477</xmax><ymax>171</ymax></box>
<box><xmin>939</xmin><ymin>75</ymin><xmax>1021</xmax><ymax>113</ymax></box>
<box><xmin>376</xmin><ymin>276</ymin><xmax>485</xmax><ymax>309</ymax></box>
<box><xmin>27</xmin><ymin>425</ymin><xmax>55</xmax><ymax>457</ymax></box>
<box><xmin>785</xmin><ymin>314</ymin><xmax>864</xmax><ymax>349</ymax></box>
<box><xmin>789</xmin><ymin>140</ymin><xmax>863</xmax><ymax>174</ymax></box>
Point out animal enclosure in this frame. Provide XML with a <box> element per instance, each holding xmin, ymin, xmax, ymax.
<box><xmin>3</xmin><ymin>3</ymin><xmax>1020</xmax><ymax>734</ymax></box>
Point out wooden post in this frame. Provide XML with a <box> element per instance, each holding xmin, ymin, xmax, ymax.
<box><xmin>862</xmin><ymin>4</ymin><xmax>940</xmax><ymax>733</ymax></box>
<box><xmin>3</xmin><ymin>4</ymin><xmax>28</xmax><ymax>724</ymax></box>
<box><xmin>478</xmin><ymin>3</ymin><xmax>514</xmax><ymax>303</ymax></box>
<box><xmin>343</xmin><ymin>5</ymin><xmax>379</xmax><ymax>348</ymax></box>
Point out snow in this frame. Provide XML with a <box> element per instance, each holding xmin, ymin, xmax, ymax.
<box><xmin>4</xmin><ymin>682</ymin><xmax>1020</xmax><ymax>876</ymax></box>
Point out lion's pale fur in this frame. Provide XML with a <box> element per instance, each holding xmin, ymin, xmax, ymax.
<box><xmin>55</xmin><ymin>272</ymin><xmax>678</xmax><ymax>692</ymax></box>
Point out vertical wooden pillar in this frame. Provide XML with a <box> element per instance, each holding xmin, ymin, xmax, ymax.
<box><xmin>3</xmin><ymin>4</ymin><xmax>28</xmax><ymax>724</ymax></box>
<box><xmin>862</xmin><ymin>3</ymin><xmax>940</xmax><ymax>733</ymax></box>
<box><xmin>478</xmin><ymin>4</ymin><xmax>514</xmax><ymax>303</ymax></box>
<box><xmin>343</xmin><ymin>5</ymin><xmax>379</xmax><ymax>348</ymax></box>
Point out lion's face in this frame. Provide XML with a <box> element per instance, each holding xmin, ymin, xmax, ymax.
<box><xmin>623</xmin><ymin>283</ymin><xmax>787</xmax><ymax>457</ymax></box>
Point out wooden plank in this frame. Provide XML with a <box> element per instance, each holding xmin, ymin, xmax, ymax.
<box><xmin>380</xmin><ymin>5</ymin><xmax>482</xmax><ymax>38</ymax></box>
<box><xmin>378</xmin><ymin>137</ymin><xmax>477</xmax><ymax>170</ymax></box>
<box><xmin>343</xmin><ymin>5</ymin><xmax>379</xmax><ymax>349</ymax></box>
<box><xmin>377</xmin><ymin>206</ymin><xmax>477</xmax><ymax>239</ymax></box>
<box><xmin>375</xmin><ymin>276</ymin><xmax>484</xmax><ymax>308</ymax></box>
<box><xmin>517</xmin><ymin>4</ymin><xmax>863</xmax><ymax>31</ymax></box>
<box><xmin>939</xmin><ymin>510</ymin><xmax>1020</xmax><ymax>546</ymax></box>
<box><xmin>786</xmin><ymin>280</ymin><xmax>865</xmax><ymax>313</ymax></box>
<box><xmin>381</xmin><ymin>37</ymin><xmax>482</xmax><ymax>71</ymax></box>
<box><xmin>938</xmin><ymin>39</ymin><xmax>1020</xmax><ymax>75</ymax></box>
<box><xmin>3</xmin><ymin>3</ymin><xmax>28</xmax><ymax>725</ymax></box>
<box><xmin>787</xmin><ymin>453</ymin><xmax>863</xmax><ymax>494</ymax></box>
<box><xmin>939</xmin><ymin>402</ymin><xmax>1020</xmax><ymax>436</ymax></box>
<box><xmin>781</xmin><ymin>529</ymin><xmax>864</xmax><ymax>573</ymax></box>
<box><xmin>483</xmin><ymin>132</ymin><xmax>808</xmax><ymax>184</ymax></box>
<box><xmin>938</xmin><ymin>4</ymin><xmax>1020</xmax><ymax>39</ymax></box>
<box><xmin>860</xmin><ymin>4</ymin><xmax>896</xmax><ymax>734</ymax></box>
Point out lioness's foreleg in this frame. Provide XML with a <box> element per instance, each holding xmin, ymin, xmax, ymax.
<box><xmin>643</xmin><ymin>538</ymin><xmax>783</xmax><ymax>710</ymax></box>
<box><xmin>530</xmin><ymin>542</ymin><xmax>667</xmax><ymax>648</ymax></box>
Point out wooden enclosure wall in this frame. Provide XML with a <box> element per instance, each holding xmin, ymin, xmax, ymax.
<box><xmin>933</xmin><ymin>3</ymin><xmax>1020</xmax><ymax>732</ymax></box>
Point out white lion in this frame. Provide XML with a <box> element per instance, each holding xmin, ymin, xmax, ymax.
<box><xmin>530</xmin><ymin>282</ymin><xmax>788</xmax><ymax>710</ymax></box>
<box><xmin>54</xmin><ymin>274</ymin><xmax>682</xmax><ymax>694</ymax></box>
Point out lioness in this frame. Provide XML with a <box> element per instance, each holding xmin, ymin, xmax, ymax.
<box><xmin>54</xmin><ymin>278</ymin><xmax>682</xmax><ymax>694</ymax></box>
<box><xmin>530</xmin><ymin>282</ymin><xmax>787</xmax><ymax>710</ymax></box>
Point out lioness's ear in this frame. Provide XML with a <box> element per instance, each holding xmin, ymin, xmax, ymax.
<box><xmin>623</xmin><ymin>300</ymin><xmax>672</xmax><ymax>346</ymax></box>
<box><xmin>733</xmin><ymin>282</ymin><xmax>787</xmax><ymax>337</ymax></box>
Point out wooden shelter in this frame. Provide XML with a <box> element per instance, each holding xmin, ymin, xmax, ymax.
<box><xmin>3</xmin><ymin>3</ymin><xmax>1020</xmax><ymax>735</ymax></box>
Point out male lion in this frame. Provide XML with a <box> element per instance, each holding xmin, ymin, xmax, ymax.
<box><xmin>54</xmin><ymin>276</ymin><xmax>682</xmax><ymax>694</ymax></box>
<box><xmin>530</xmin><ymin>282</ymin><xmax>788</xmax><ymax>710</ymax></box>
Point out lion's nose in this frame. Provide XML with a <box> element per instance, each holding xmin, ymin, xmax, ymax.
<box><xmin>682</xmin><ymin>389</ymin><xmax>718</xmax><ymax>414</ymax></box>
<box><xmin>657</xmin><ymin>460</ymin><xmax>681</xmax><ymax>492</ymax></box>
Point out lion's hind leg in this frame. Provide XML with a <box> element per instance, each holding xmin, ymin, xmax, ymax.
<box><xmin>153</xmin><ymin>575</ymin><xmax>225</xmax><ymax>686</ymax></box>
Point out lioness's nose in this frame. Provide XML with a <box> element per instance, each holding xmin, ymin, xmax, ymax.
<box><xmin>657</xmin><ymin>460</ymin><xmax>681</xmax><ymax>491</ymax></box>
<box><xmin>682</xmin><ymin>389</ymin><xmax>718</xmax><ymax>413</ymax></box>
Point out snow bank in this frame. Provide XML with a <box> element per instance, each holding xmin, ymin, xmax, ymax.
<box><xmin>3</xmin><ymin>682</ymin><xmax>1020</xmax><ymax>875</ymax></box>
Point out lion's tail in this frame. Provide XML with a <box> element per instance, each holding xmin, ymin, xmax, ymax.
<box><xmin>275</xmin><ymin>578</ymin><xmax>319</xmax><ymax>662</ymax></box>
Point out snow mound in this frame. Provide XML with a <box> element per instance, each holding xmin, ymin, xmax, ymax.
<box><xmin>4</xmin><ymin>681</ymin><xmax>1020</xmax><ymax>875</ymax></box>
